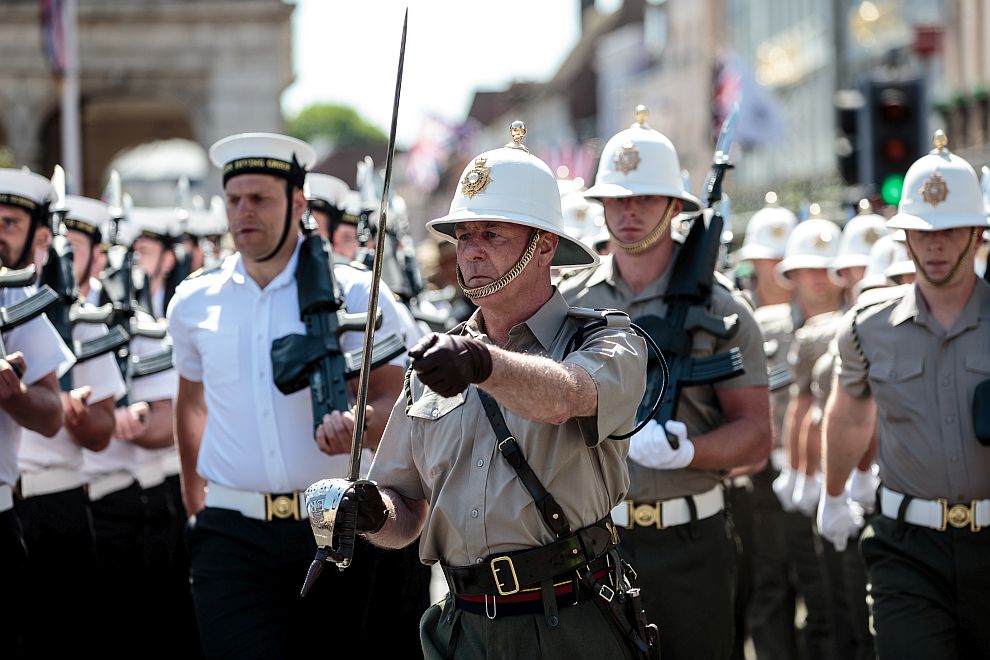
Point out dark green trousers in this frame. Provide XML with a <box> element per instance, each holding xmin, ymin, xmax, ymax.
<box><xmin>421</xmin><ymin>593</ymin><xmax>635</xmax><ymax>659</ymax></box>
<box><xmin>861</xmin><ymin>515</ymin><xmax>990</xmax><ymax>659</ymax></box>
<box><xmin>617</xmin><ymin>511</ymin><xmax>736</xmax><ymax>660</ymax></box>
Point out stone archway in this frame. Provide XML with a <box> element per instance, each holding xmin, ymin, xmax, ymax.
<box><xmin>42</xmin><ymin>97</ymin><xmax>196</xmax><ymax>197</ymax></box>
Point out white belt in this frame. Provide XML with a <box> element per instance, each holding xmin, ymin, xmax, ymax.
<box><xmin>17</xmin><ymin>467</ymin><xmax>85</xmax><ymax>499</ymax></box>
<box><xmin>611</xmin><ymin>485</ymin><xmax>725</xmax><ymax>529</ymax></box>
<box><xmin>133</xmin><ymin>461</ymin><xmax>165</xmax><ymax>489</ymax></box>
<box><xmin>880</xmin><ymin>486</ymin><xmax>990</xmax><ymax>532</ymax></box>
<box><xmin>205</xmin><ymin>482</ymin><xmax>308</xmax><ymax>521</ymax></box>
<box><xmin>0</xmin><ymin>484</ymin><xmax>12</xmax><ymax>513</ymax></box>
<box><xmin>160</xmin><ymin>451</ymin><xmax>181</xmax><ymax>477</ymax></box>
<box><xmin>87</xmin><ymin>471</ymin><xmax>137</xmax><ymax>502</ymax></box>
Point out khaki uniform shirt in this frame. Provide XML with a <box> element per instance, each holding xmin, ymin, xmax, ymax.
<box><xmin>558</xmin><ymin>254</ymin><xmax>768</xmax><ymax>500</ymax></box>
<box><xmin>789</xmin><ymin>311</ymin><xmax>841</xmax><ymax>427</ymax></box>
<box><xmin>754</xmin><ymin>302</ymin><xmax>802</xmax><ymax>443</ymax></box>
<box><xmin>835</xmin><ymin>280</ymin><xmax>990</xmax><ymax>501</ymax></box>
<box><xmin>369</xmin><ymin>290</ymin><xmax>647</xmax><ymax>567</ymax></box>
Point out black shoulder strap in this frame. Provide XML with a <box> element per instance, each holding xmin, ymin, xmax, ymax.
<box><xmin>477</xmin><ymin>389</ymin><xmax>572</xmax><ymax>539</ymax></box>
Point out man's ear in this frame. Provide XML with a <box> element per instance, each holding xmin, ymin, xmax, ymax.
<box><xmin>537</xmin><ymin>231</ymin><xmax>559</xmax><ymax>267</ymax></box>
<box><xmin>34</xmin><ymin>225</ymin><xmax>52</xmax><ymax>251</ymax></box>
<box><xmin>292</xmin><ymin>187</ymin><xmax>308</xmax><ymax>223</ymax></box>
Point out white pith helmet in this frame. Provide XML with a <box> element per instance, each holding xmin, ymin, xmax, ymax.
<box><xmin>889</xmin><ymin>130</ymin><xmax>990</xmax><ymax>231</ymax></box>
<box><xmin>776</xmin><ymin>208</ymin><xmax>842</xmax><ymax>278</ymax></box>
<box><xmin>427</xmin><ymin>121</ymin><xmax>599</xmax><ymax>269</ymax></box>
<box><xmin>734</xmin><ymin>191</ymin><xmax>798</xmax><ymax>261</ymax></box>
<box><xmin>857</xmin><ymin>233</ymin><xmax>914</xmax><ymax>292</ymax></box>
<box><xmin>831</xmin><ymin>199</ymin><xmax>890</xmax><ymax>272</ymax></box>
<box><xmin>584</xmin><ymin>105</ymin><xmax>701</xmax><ymax>211</ymax></box>
<box><xmin>560</xmin><ymin>189</ymin><xmax>605</xmax><ymax>244</ymax></box>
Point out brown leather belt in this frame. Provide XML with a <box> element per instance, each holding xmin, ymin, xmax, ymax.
<box><xmin>441</xmin><ymin>518</ymin><xmax>618</xmax><ymax>597</ymax></box>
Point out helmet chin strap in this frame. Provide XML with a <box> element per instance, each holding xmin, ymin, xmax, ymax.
<box><xmin>456</xmin><ymin>230</ymin><xmax>541</xmax><ymax>300</ymax></box>
<box><xmin>608</xmin><ymin>199</ymin><xmax>677</xmax><ymax>255</ymax></box>
<box><xmin>906</xmin><ymin>227</ymin><xmax>978</xmax><ymax>288</ymax></box>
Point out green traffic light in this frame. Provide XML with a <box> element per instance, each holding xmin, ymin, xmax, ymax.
<box><xmin>880</xmin><ymin>173</ymin><xmax>905</xmax><ymax>205</ymax></box>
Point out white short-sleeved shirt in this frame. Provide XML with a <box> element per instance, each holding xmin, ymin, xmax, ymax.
<box><xmin>130</xmin><ymin>328</ymin><xmax>179</xmax><ymax>484</ymax></box>
<box><xmin>0</xmin><ymin>286</ymin><xmax>76</xmax><ymax>485</ymax></box>
<box><xmin>167</xmin><ymin>238</ymin><xmax>408</xmax><ymax>492</ymax></box>
<box><xmin>19</xmin><ymin>315</ymin><xmax>127</xmax><ymax>473</ymax></box>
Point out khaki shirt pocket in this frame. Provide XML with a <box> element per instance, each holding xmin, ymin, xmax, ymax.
<box><xmin>868</xmin><ymin>358</ymin><xmax>925</xmax><ymax>421</ymax></box>
<box><xmin>407</xmin><ymin>389</ymin><xmax>466</xmax><ymax>482</ymax></box>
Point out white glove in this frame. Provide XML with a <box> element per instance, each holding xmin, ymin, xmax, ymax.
<box><xmin>817</xmin><ymin>492</ymin><xmax>864</xmax><ymax>552</ymax></box>
<box><xmin>772</xmin><ymin>466</ymin><xmax>798</xmax><ymax>512</ymax></box>
<box><xmin>627</xmin><ymin>420</ymin><xmax>695</xmax><ymax>470</ymax></box>
<box><xmin>792</xmin><ymin>472</ymin><xmax>822</xmax><ymax>517</ymax></box>
<box><xmin>846</xmin><ymin>467</ymin><xmax>880</xmax><ymax>515</ymax></box>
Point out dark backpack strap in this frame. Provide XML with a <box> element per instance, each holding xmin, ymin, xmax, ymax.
<box><xmin>477</xmin><ymin>389</ymin><xmax>572</xmax><ymax>538</ymax></box>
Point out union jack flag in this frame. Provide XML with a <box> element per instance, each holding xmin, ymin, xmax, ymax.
<box><xmin>39</xmin><ymin>0</ymin><xmax>67</xmax><ymax>78</ymax></box>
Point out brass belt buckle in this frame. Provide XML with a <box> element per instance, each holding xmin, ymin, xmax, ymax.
<box><xmin>490</xmin><ymin>555</ymin><xmax>520</xmax><ymax>596</ymax></box>
<box><xmin>938</xmin><ymin>498</ymin><xmax>980</xmax><ymax>532</ymax></box>
<box><xmin>265</xmin><ymin>492</ymin><xmax>300</xmax><ymax>521</ymax></box>
<box><xmin>633</xmin><ymin>501</ymin><xmax>664</xmax><ymax>529</ymax></box>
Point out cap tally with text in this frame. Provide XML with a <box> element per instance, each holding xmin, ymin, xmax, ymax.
<box><xmin>0</xmin><ymin>168</ymin><xmax>54</xmax><ymax>215</ymax></box>
<box><xmin>63</xmin><ymin>194</ymin><xmax>110</xmax><ymax>242</ymax></box>
<box><xmin>209</xmin><ymin>133</ymin><xmax>317</xmax><ymax>188</ymax></box>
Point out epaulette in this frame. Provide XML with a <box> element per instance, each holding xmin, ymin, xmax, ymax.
<box><xmin>849</xmin><ymin>284</ymin><xmax>909</xmax><ymax>372</ymax></box>
<box><xmin>184</xmin><ymin>264</ymin><xmax>222</xmax><ymax>281</ymax></box>
<box><xmin>567</xmin><ymin>306</ymin><xmax>631</xmax><ymax>328</ymax></box>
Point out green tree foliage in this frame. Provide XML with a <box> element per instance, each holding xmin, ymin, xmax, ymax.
<box><xmin>285</xmin><ymin>104</ymin><xmax>387</xmax><ymax>147</ymax></box>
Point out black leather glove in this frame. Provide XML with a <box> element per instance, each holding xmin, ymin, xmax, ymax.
<box><xmin>350</xmin><ymin>480</ymin><xmax>388</xmax><ymax>534</ymax></box>
<box><xmin>409</xmin><ymin>333</ymin><xmax>493</xmax><ymax>398</ymax></box>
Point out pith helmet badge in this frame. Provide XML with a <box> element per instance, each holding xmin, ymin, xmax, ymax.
<box><xmin>614</xmin><ymin>142</ymin><xmax>641</xmax><ymax>175</ymax></box>
<box><xmin>461</xmin><ymin>157</ymin><xmax>493</xmax><ymax>198</ymax></box>
<box><xmin>920</xmin><ymin>171</ymin><xmax>949</xmax><ymax>208</ymax></box>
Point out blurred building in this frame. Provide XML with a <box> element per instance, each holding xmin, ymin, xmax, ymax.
<box><xmin>0</xmin><ymin>0</ymin><xmax>293</xmax><ymax>199</ymax></box>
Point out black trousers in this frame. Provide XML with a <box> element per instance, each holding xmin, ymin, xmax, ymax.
<box><xmin>748</xmin><ymin>466</ymin><xmax>832</xmax><ymax>660</ymax></box>
<box><xmin>0</xmin><ymin>507</ymin><xmax>27</xmax><ymax>659</ymax></box>
<box><xmin>187</xmin><ymin>506</ymin><xmax>431</xmax><ymax>660</ymax></box>
<box><xmin>726</xmin><ymin>480</ymin><xmax>755</xmax><ymax>660</ymax></box>
<box><xmin>861</xmin><ymin>515</ymin><xmax>990</xmax><ymax>660</ymax></box>
<box><xmin>14</xmin><ymin>486</ymin><xmax>98</xmax><ymax>656</ymax></box>
<box><xmin>617</xmin><ymin>509</ymin><xmax>736</xmax><ymax>660</ymax></box>
<box><xmin>90</xmin><ymin>481</ymin><xmax>150</xmax><ymax>658</ymax></box>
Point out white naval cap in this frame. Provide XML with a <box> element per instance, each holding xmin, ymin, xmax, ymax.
<box><xmin>63</xmin><ymin>195</ymin><xmax>110</xmax><ymax>242</ymax></box>
<box><xmin>120</xmin><ymin>207</ymin><xmax>181</xmax><ymax>247</ymax></box>
<box><xmin>181</xmin><ymin>207</ymin><xmax>228</xmax><ymax>238</ymax></box>
<box><xmin>208</xmin><ymin>132</ymin><xmax>317</xmax><ymax>188</ymax></box>
<box><xmin>305</xmin><ymin>173</ymin><xmax>351</xmax><ymax>211</ymax></box>
<box><xmin>0</xmin><ymin>167</ymin><xmax>54</xmax><ymax>215</ymax></box>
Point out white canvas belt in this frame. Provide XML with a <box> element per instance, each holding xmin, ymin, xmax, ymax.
<box><xmin>17</xmin><ymin>467</ymin><xmax>85</xmax><ymax>499</ymax></box>
<box><xmin>0</xmin><ymin>484</ymin><xmax>12</xmax><ymax>513</ymax></box>
<box><xmin>880</xmin><ymin>486</ymin><xmax>990</xmax><ymax>532</ymax></box>
<box><xmin>87</xmin><ymin>471</ymin><xmax>137</xmax><ymax>502</ymax></box>
<box><xmin>160</xmin><ymin>452</ymin><xmax>181</xmax><ymax>477</ymax></box>
<box><xmin>205</xmin><ymin>482</ymin><xmax>308</xmax><ymax>521</ymax></box>
<box><xmin>133</xmin><ymin>461</ymin><xmax>165</xmax><ymax>489</ymax></box>
<box><xmin>611</xmin><ymin>485</ymin><xmax>725</xmax><ymax>529</ymax></box>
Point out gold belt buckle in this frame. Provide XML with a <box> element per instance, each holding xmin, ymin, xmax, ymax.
<box><xmin>938</xmin><ymin>498</ymin><xmax>981</xmax><ymax>532</ymax></box>
<box><xmin>490</xmin><ymin>555</ymin><xmax>520</xmax><ymax>596</ymax></box>
<box><xmin>265</xmin><ymin>492</ymin><xmax>300</xmax><ymax>521</ymax></box>
<box><xmin>632</xmin><ymin>501</ymin><xmax>664</xmax><ymax>529</ymax></box>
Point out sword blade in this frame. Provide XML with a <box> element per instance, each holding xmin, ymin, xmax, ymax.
<box><xmin>348</xmin><ymin>7</ymin><xmax>408</xmax><ymax>481</ymax></box>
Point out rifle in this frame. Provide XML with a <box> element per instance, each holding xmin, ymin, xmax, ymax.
<box><xmin>636</xmin><ymin>106</ymin><xmax>745</xmax><ymax>448</ymax></box>
<box><xmin>0</xmin><ymin>270</ymin><xmax>61</xmax><ymax>363</ymax></box>
<box><xmin>44</xmin><ymin>166</ymin><xmax>79</xmax><ymax>390</ymax></box>
<box><xmin>269</xmin><ymin>223</ymin><xmax>405</xmax><ymax>431</ymax></box>
<box><xmin>301</xmin><ymin>9</ymin><xmax>408</xmax><ymax>594</ymax></box>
